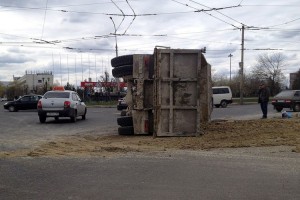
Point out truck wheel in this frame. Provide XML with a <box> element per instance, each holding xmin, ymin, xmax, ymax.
<box><xmin>275</xmin><ymin>107</ymin><xmax>283</xmax><ymax>112</ymax></box>
<box><xmin>120</xmin><ymin>110</ymin><xmax>127</xmax><ymax>116</ymax></box>
<box><xmin>117</xmin><ymin>116</ymin><xmax>133</xmax><ymax>127</ymax></box>
<box><xmin>220</xmin><ymin>100</ymin><xmax>227</xmax><ymax>108</ymax></box>
<box><xmin>118</xmin><ymin>126</ymin><xmax>134</xmax><ymax>135</ymax></box>
<box><xmin>39</xmin><ymin>115</ymin><xmax>46</xmax><ymax>123</ymax></box>
<box><xmin>111</xmin><ymin>55</ymin><xmax>133</xmax><ymax>67</ymax></box>
<box><xmin>112</xmin><ymin>65</ymin><xmax>133</xmax><ymax>78</ymax></box>
<box><xmin>293</xmin><ymin>104</ymin><xmax>300</xmax><ymax>112</ymax></box>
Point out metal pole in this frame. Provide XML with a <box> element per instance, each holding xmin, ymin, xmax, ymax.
<box><xmin>110</xmin><ymin>17</ymin><xmax>118</xmax><ymax>57</ymax></box>
<box><xmin>228</xmin><ymin>53</ymin><xmax>233</xmax><ymax>82</ymax></box>
<box><xmin>110</xmin><ymin>17</ymin><xmax>120</xmax><ymax>92</ymax></box>
<box><xmin>240</xmin><ymin>25</ymin><xmax>245</xmax><ymax>105</ymax></box>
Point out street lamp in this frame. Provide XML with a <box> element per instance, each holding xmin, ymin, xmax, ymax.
<box><xmin>228</xmin><ymin>53</ymin><xmax>233</xmax><ymax>82</ymax></box>
<box><xmin>110</xmin><ymin>17</ymin><xmax>118</xmax><ymax>57</ymax></box>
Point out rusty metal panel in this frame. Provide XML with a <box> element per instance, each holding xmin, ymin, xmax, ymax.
<box><xmin>132</xmin><ymin>54</ymin><xmax>154</xmax><ymax>110</ymax></box>
<box><xmin>131</xmin><ymin>54</ymin><xmax>154</xmax><ymax>135</ymax></box>
<box><xmin>154</xmin><ymin>49</ymin><xmax>211</xmax><ymax>137</ymax></box>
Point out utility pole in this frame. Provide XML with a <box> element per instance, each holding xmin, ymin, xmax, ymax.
<box><xmin>240</xmin><ymin>25</ymin><xmax>245</xmax><ymax>105</ymax></box>
<box><xmin>110</xmin><ymin>17</ymin><xmax>118</xmax><ymax>57</ymax></box>
<box><xmin>110</xmin><ymin>17</ymin><xmax>120</xmax><ymax>93</ymax></box>
<box><xmin>228</xmin><ymin>53</ymin><xmax>233</xmax><ymax>82</ymax></box>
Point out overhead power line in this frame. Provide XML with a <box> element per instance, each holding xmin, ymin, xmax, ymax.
<box><xmin>170</xmin><ymin>0</ymin><xmax>241</xmax><ymax>29</ymax></box>
<box><xmin>40</xmin><ymin>0</ymin><xmax>48</xmax><ymax>40</ymax></box>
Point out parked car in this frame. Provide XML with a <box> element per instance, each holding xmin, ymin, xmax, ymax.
<box><xmin>3</xmin><ymin>95</ymin><xmax>42</xmax><ymax>112</ymax></box>
<box><xmin>117</xmin><ymin>98</ymin><xmax>128</xmax><ymax>110</ymax></box>
<box><xmin>271</xmin><ymin>90</ymin><xmax>300</xmax><ymax>112</ymax></box>
<box><xmin>37</xmin><ymin>88</ymin><xmax>87</xmax><ymax>123</ymax></box>
<box><xmin>212</xmin><ymin>86</ymin><xmax>233</xmax><ymax>108</ymax></box>
<box><xmin>1</xmin><ymin>97</ymin><xmax>8</xmax><ymax>101</ymax></box>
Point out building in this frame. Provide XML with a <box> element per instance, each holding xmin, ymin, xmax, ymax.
<box><xmin>14</xmin><ymin>71</ymin><xmax>54</xmax><ymax>94</ymax></box>
<box><xmin>290</xmin><ymin>72</ymin><xmax>298</xmax><ymax>89</ymax></box>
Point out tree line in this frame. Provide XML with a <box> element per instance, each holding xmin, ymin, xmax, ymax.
<box><xmin>1</xmin><ymin>52</ymin><xmax>300</xmax><ymax>100</ymax></box>
<box><xmin>213</xmin><ymin>52</ymin><xmax>299</xmax><ymax>97</ymax></box>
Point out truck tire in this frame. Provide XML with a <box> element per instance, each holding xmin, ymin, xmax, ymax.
<box><xmin>118</xmin><ymin>126</ymin><xmax>134</xmax><ymax>135</ymax></box>
<box><xmin>120</xmin><ymin>110</ymin><xmax>127</xmax><ymax>116</ymax></box>
<box><xmin>117</xmin><ymin>116</ymin><xmax>133</xmax><ymax>127</ymax></box>
<box><xmin>111</xmin><ymin>55</ymin><xmax>133</xmax><ymax>68</ymax></box>
<box><xmin>112</xmin><ymin>65</ymin><xmax>133</xmax><ymax>78</ymax></box>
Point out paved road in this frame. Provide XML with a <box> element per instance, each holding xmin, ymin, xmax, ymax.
<box><xmin>1</xmin><ymin>150</ymin><xmax>299</xmax><ymax>200</ymax></box>
<box><xmin>211</xmin><ymin>103</ymin><xmax>280</xmax><ymax>120</ymax></box>
<box><xmin>0</xmin><ymin>103</ymin><xmax>119</xmax><ymax>151</ymax></box>
<box><xmin>1</xmin><ymin>102</ymin><xmax>299</xmax><ymax>200</ymax></box>
<box><xmin>0</xmin><ymin>102</ymin><xmax>284</xmax><ymax>151</ymax></box>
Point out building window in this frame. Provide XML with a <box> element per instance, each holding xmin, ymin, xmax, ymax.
<box><xmin>38</xmin><ymin>80</ymin><xmax>42</xmax><ymax>83</ymax></box>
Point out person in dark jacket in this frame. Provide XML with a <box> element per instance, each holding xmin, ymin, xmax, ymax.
<box><xmin>258</xmin><ymin>82</ymin><xmax>270</xmax><ymax>119</ymax></box>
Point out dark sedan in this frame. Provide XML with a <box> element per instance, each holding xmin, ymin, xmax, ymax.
<box><xmin>271</xmin><ymin>90</ymin><xmax>300</xmax><ymax>112</ymax></box>
<box><xmin>3</xmin><ymin>95</ymin><xmax>42</xmax><ymax>112</ymax></box>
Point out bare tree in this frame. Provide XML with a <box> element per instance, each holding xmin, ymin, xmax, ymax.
<box><xmin>0</xmin><ymin>82</ymin><xmax>5</xmax><ymax>98</ymax></box>
<box><xmin>251</xmin><ymin>53</ymin><xmax>286</xmax><ymax>95</ymax></box>
<box><xmin>99</xmin><ymin>71</ymin><xmax>110</xmax><ymax>92</ymax></box>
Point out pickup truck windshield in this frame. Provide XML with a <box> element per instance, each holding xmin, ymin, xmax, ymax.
<box><xmin>44</xmin><ymin>92</ymin><xmax>70</xmax><ymax>98</ymax></box>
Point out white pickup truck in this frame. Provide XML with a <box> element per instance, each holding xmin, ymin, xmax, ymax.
<box><xmin>37</xmin><ymin>87</ymin><xmax>87</xmax><ymax>123</ymax></box>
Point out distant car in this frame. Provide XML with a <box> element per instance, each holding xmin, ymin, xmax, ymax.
<box><xmin>117</xmin><ymin>98</ymin><xmax>128</xmax><ymax>110</ymax></box>
<box><xmin>1</xmin><ymin>97</ymin><xmax>8</xmax><ymax>101</ymax></box>
<box><xmin>37</xmin><ymin>87</ymin><xmax>87</xmax><ymax>123</ymax></box>
<box><xmin>3</xmin><ymin>95</ymin><xmax>42</xmax><ymax>112</ymax></box>
<box><xmin>271</xmin><ymin>90</ymin><xmax>300</xmax><ymax>112</ymax></box>
<box><xmin>212</xmin><ymin>86</ymin><xmax>233</xmax><ymax>108</ymax></box>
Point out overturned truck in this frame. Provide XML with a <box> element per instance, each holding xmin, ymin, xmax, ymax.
<box><xmin>112</xmin><ymin>48</ymin><xmax>212</xmax><ymax>137</ymax></box>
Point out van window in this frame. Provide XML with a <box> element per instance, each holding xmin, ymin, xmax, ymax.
<box><xmin>213</xmin><ymin>88</ymin><xmax>229</xmax><ymax>94</ymax></box>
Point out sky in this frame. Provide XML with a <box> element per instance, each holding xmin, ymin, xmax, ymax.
<box><xmin>0</xmin><ymin>0</ymin><xmax>299</xmax><ymax>86</ymax></box>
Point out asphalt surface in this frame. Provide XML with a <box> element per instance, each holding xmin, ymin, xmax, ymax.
<box><xmin>1</xmin><ymin>151</ymin><xmax>299</xmax><ymax>200</ymax></box>
<box><xmin>1</xmin><ymin>102</ymin><xmax>299</xmax><ymax>200</ymax></box>
<box><xmin>0</xmin><ymin>102</ymin><xmax>281</xmax><ymax>151</ymax></box>
<box><xmin>0</xmin><ymin>103</ymin><xmax>119</xmax><ymax>151</ymax></box>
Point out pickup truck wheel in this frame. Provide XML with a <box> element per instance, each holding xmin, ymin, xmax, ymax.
<box><xmin>117</xmin><ymin>116</ymin><xmax>133</xmax><ymax>127</ymax></box>
<box><xmin>220</xmin><ymin>100</ymin><xmax>228</xmax><ymax>108</ymax></box>
<box><xmin>39</xmin><ymin>115</ymin><xmax>46</xmax><ymax>123</ymax></box>
<box><xmin>275</xmin><ymin>107</ymin><xmax>283</xmax><ymax>112</ymax></box>
<box><xmin>112</xmin><ymin>65</ymin><xmax>133</xmax><ymax>78</ymax></box>
<box><xmin>8</xmin><ymin>106</ymin><xmax>16</xmax><ymax>112</ymax></box>
<box><xmin>293</xmin><ymin>104</ymin><xmax>300</xmax><ymax>112</ymax></box>
<box><xmin>118</xmin><ymin>126</ymin><xmax>134</xmax><ymax>135</ymax></box>
<box><xmin>111</xmin><ymin>55</ymin><xmax>133</xmax><ymax>67</ymax></box>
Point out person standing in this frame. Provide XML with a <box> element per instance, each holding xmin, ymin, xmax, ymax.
<box><xmin>258</xmin><ymin>82</ymin><xmax>270</xmax><ymax>119</ymax></box>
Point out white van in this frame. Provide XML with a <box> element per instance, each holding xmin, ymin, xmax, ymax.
<box><xmin>212</xmin><ymin>86</ymin><xmax>233</xmax><ymax>108</ymax></box>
